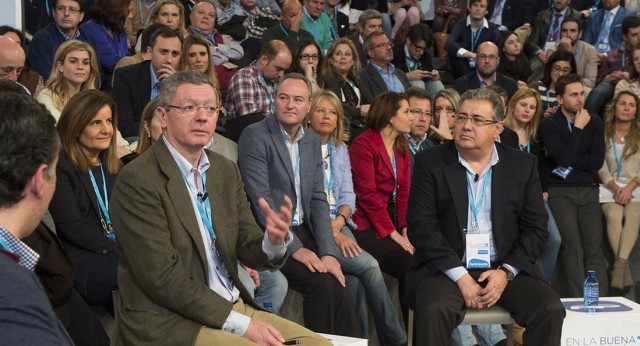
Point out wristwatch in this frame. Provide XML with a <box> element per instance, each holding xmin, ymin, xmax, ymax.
<box><xmin>498</xmin><ymin>265</ymin><xmax>515</xmax><ymax>282</ymax></box>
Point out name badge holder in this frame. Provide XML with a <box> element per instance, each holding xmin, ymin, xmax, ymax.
<box><xmin>596</xmin><ymin>38</ymin><xmax>610</xmax><ymax>53</ymax></box>
<box><xmin>465</xmin><ymin>170</ymin><xmax>491</xmax><ymax>269</ymax></box>
<box><xmin>553</xmin><ymin>166</ymin><xmax>573</xmax><ymax>179</ymax></box>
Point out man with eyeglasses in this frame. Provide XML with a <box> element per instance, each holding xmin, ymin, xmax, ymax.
<box><xmin>406</xmin><ymin>88</ymin><xmax>565</xmax><ymax>345</ymax></box>
<box><xmin>444</xmin><ymin>0</ymin><xmax>500</xmax><ymax>78</ymax></box>
<box><xmin>404</xmin><ymin>87</ymin><xmax>434</xmax><ymax>171</ymax></box>
<box><xmin>110</xmin><ymin>70</ymin><xmax>330</xmax><ymax>345</ymax></box>
<box><xmin>112</xmin><ymin>26</ymin><xmax>183</xmax><ymax>138</ymax></box>
<box><xmin>27</xmin><ymin>0</ymin><xmax>97</xmax><ymax>81</ymax></box>
<box><xmin>360</xmin><ymin>31</ymin><xmax>410</xmax><ymax>103</ymax></box>
<box><xmin>347</xmin><ymin>9</ymin><xmax>384</xmax><ymax>65</ymax></box>
<box><xmin>392</xmin><ymin>23</ymin><xmax>444</xmax><ymax>97</ymax></box>
<box><xmin>453</xmin><ymin>41</ymin><xmax>518</xmax><ymax>100</ymax></box>
<box><xmin>226</xmin><ymin>40</ymin><xmax>292</xmax><ymax>119</ymax></box>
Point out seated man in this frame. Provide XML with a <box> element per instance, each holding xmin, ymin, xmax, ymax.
<box><xmin>302</xmin><ymin>0</ymin><xmax>334</xmax><ymax>52</ymax></box>
<box><xmin>237</xmin><ymin>73</ymin><xmax>360</xmax><ymax>337</ymax></box>
<box><xmin>360</xmin><ymin>31</ymin><xmax>410</xmax><ymax>104</ymax></box>
<box><xmin>112</xmin><ymin>26</ymin><xmax>182</xmax><ymax>138</ymax></box>
<box><xmin>261</xmin><ymin>0</ymin><xmax>314</xmax><ymax>55</ymax></box>
<box><xmin>347</xmin><ymin>9</ymin><xmax>384</xmax><ymax>65</ymax></box>
<box><xmin>240</xmin><ymin>0</ymin><xmax>279</xmax><ymax>41</ymax></box>
<box><xmin>0</xmin><ymin>36</ymin><xmax>29</xmax><ymax>95</ymax></box>
<box><xmin>0</xmin><ymin>92</ymin><xmax>73</xmax><ymax>345</ymax></box>
<box><xmin>406</xmin><ymin>88</ymin><xmax>565</xmax><ymax>345</ymax></box>
<box><xmin>226</xmin><ymin>40</ymin><xmax>292</xmax><ymax>118</ymax></box>
<box><xmin>110</xmin><ymin>70</ymin><xmax>330</xmax><ymax>345</ymax></box>
<box><xmin>453</xmin><ymin>41</ymin><xmax>518</xmax><ymax>100</ymax></box>
<box><xmin>582</xmin><ymin>0</ymin><xmax>634</xmax><ymax>63</ymax></box>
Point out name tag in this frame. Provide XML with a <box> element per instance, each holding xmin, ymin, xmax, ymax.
<box><xmin>292</xmin><ymin>209</ymin><xmax>300</xmax><ymax>226</ymax></box>
<box><xmin>329</xmin><ymin>203</ymin><xmax>337</xmax><ymax>215</ymax></box>
<box><xmin>596</xmin><ymin>38</ymin><xmax>610</xmax><ymax>53</ymax></box>
<box><xmin>544</xmin><ymin>40</ymin><xmax>556</xmax><ymax>51</ymax></box>
<box><xmin>466</xmin><ymin>233</ymin><xmax>491</xmax><ymax>269</ymax></box>
<box><xmin>468</xmin><ymin>58</ymin><xmax>477</xmax><ymax>69</ymax></box>
<box><xmin>552</xmin><ymin>166</ymin><xmax>573</xmax><ymax>179</ymax></box>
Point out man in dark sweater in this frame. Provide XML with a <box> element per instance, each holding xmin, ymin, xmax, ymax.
<box><xmin>538</xmin><ymin>74</ymin><xmax>607</xmax><ymax>297</ymax></box>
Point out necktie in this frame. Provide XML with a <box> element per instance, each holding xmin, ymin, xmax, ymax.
<box><xmin>599</xmin><ymin>11</ymin><xmax>613</xmax><ymax>43</ymax></box>
<box><xmin>490</xmin><ymin>0</ymin><xmax>505</xmax><ymax>23</ymax></box>
<box><xmin>550</xmin><ymin>13</ymin><xmax>562</xmax><ymax>42</ymax></box>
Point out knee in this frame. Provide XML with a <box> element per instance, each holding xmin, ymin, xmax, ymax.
<box><xmin>394</xmin><ymin>8</ymin><xmax>407</xmax><ymax>21</ymax></box>
<box><xmin>408</xmin><ymin>7</ymin><xmax>420</xmax><ymax>20</ymax></box>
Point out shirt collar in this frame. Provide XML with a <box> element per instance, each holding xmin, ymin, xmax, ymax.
<box><xmin>278</xmin><ymin>123</ymin><xmax>305</xmax><ymax>144</ymax></box>
<box><xmin>150</xmin><ymin>64</ymin><xmax>160</xmax><ymax>87</ymax></box>
<box><xmin>608</xmin><ymin>5</ymin><xmax>620</xmax><ymax>17</ymax></box>
<box><xmin>0</xmin><ymin>225</ymin><xmax>40</xmax><ymax>270</ymax></box>
<box><xmin>458</xmin><ymin>144</ymin><xmax>500</xmax><ymax>177</ymax></box>
<box><xmin>466</xmin><ymin>16</ymin><xmax>489</xmax><ymax>29</ymax></box>
<box><xmin>404</xmin><ymin>44</ymin><xmax>417</xmax><ymax>64</ymax></box>
<box><xmin>372</xmin><ymin>62</ymin><xmax>396</xmax><ymax>74</ymax></box>
<box><xmin>554</xmin><ymin>7</ymin><xmax>568</xmax><ymax>17</ymax></box>
<box><xmin>476</xmin><ymin>71</ymin><xmax>497</xmax><ymax>87</ymax></box>
<box><xmin>405</xmin><ymin>133</ymin><xmax>428</xmax><ymax>149</ymax></box>
<box><xmin>162</xmin><ymin>135</ymin><xmax>210</xmax><ymax>177</ymax></box>
<box><xmin>55</xmin><ymin>24</ymin><xmax>80</xmax><ymax>40</ymax></box>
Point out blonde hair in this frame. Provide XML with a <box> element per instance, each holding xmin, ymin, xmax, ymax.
<box><xmin>180</xmin><ymin>35</ymin><xmax>220</xmax><ymax>89</ymax></box>
<box><xmin>149</xmin><ymin>0</ymin><xmax>187</xmax><ymax>36</ymax></box>
<box><xmin>46</xmin><ymin>40</ymin><xmax>100</xmax><ymax>111</ymax></box>
<box><xmin>136</xmin><ymin>98</ymin><xmax>161</xmax><ymax>154</ymax></box>
<box><xmin>322</xmin><ymin>38</ymin><xmax>361</xmax><ymax>85</ymax></box>
<box><xmin>504</xmin><ymin>88</ymin><xmax>542</xmax><ymax>143</ymax></box>
<box><xmin>305</xmin><ymin>89</ymin><xmax>350</xmax><ymax>144</ymax></box>
<box><xmin>604</xmin><ymin>91</ymin><xmax>640</xmax><ymax>160</ymax></box>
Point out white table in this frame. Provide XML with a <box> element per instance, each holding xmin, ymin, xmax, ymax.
<box><xmin>561</xmin><ymin>297</ymin><xmax>640</xmax><ymax>346</ymax></box>
<box><xmin>318</xmin><ymin>333</ymin><xmax>368</xmax><ymax>346</ymax></box>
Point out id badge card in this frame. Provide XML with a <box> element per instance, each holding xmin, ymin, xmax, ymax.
<box><xmin>466</xmin><ymin>233</ymin><xmax>491</xmax><ymax>269</ymax></box>
<box><xmin>552</xmin><ymin>166</ymin><xmax>573</xmax><ymax>179</ymax></box>
<box><xmin>292</xmin><ymin>209</ymin><xmax>300</xmax><ymax>226</ymax></box>
<box><xmin>468</xmin><ymin>58</ymin><xmax>476</xmax><ymax>69</ymax></box>
<box><xmin>544</xmin><ymin>40</ymin><xmax>556</xmax><ymax>51</ymax></box>
<box><xmin>329</xmin><ymin>203</ymin><xmax>338</xmax><ymax>216</ymax></box>
<box><xmin>596</xmin><ymin>38</ymin><xmax>610</xmax><ymax>53</ymax></box>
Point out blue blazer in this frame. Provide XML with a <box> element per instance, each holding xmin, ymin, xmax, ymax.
<box><xmin>238</xmin><ymin>116</ymin><xmax>336</xmax><ymax>258</ymax></box>
<box><xmin>583</xmin><ymin>7</ymin><xmax>636</xmax><ymax>52</ymax></box>
<box><xmin>329</xmin><ymin>140</ymin><xmax>357</xmax><ymax>222</ymax></box>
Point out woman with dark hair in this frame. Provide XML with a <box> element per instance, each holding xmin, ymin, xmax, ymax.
<box><xmin>289</xmin><ymin>39</ymin><xmax>324</xmax><ymax>93</ymax></box>
<box><xmin>530</xmin><ymin>49</ymin><xmax>577</xmax><ymax>117</ymax></box>
<box><xmin>498</xmin><ymin>31</ymin><xmax>532</xmax><ymax>87</ymax></box>
<box><xmin>598</xmin><ymin>91</ymin><xmax>640</xmax><ymax>290</ymax></box>
<box><xmin>323</xmin><ymin>38</ymin><xmax>371</xmax><ymax>140</ymax></box>
<box><xmin>81</xmin><ymin>0</ymin><xmax>134</xmax><ymax>91</ymax></box>
<box><xmin>49</xmin><ymin>90</ymin><xmax>120</xmax><ymax>315</ymax></box>
<box><xmin>349</xmin><ymin>91</ymin><xmax>414</xmax><ymax>323</ymax></box>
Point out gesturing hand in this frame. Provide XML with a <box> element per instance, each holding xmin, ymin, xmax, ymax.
<box><xmin>260</xmin><ymin>195</ymin><xmax>293</xmax><ymax>247</ymax></box>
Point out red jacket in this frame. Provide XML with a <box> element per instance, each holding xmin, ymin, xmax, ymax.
<box><xmin>349</xmin><ymin>129</ymin><xmax>411</xmax><ymax>239</ymax></box>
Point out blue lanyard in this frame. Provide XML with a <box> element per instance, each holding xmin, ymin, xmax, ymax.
<box><xmin>546</xmin><ymin>89</ymin><xmax>552</xmax><ymax>109</ymax></box>
<box><xmin>566</xmin><ymin>118</ymin><xmax>573</xmax><ymax>133</ymax></box>
<box><xmin>178</xmin><ymin>168</ymin><xmax>216</xmax><ymax>242</ymax></box>
<box><xmin>612</xmin><ymin>137</ymin><xmax>625</xmax><ymax>178</ymax></box>
<box><xmin>409</xmin><ymin>143</ymin><xmax>418</xmax><ymax>155</ymax></box>
<box><xmin>519</xmin><ymin>140</ymin><xmax>531</xmax><ymax>153</ymax></box>
<box><xmin>470</xmin><ymin>25</ymin><xmax>484</xmax><ymax>52</ymax></box>
<box><xmin>258</xmin><ymin>72</ymin><xmax>276</xmax><ymax>114</ymax></box>
<box><xmin>138</xmin><ymin>0</ymin><xmax>153</xmax><ymax>28</ymax></box>
<box><xmin>88</xmin><ymin>163</ymin><xmax>113</xmax><ymax>236</ymax></box>
<box><xmin>406</xmin><ymin>56</ymin><xmax>420</xmax><ymax>72</ymax></box>
<box><xmin>574</xmin><ymin>50</ymin><xmax>580</xmax><ymax>64</ymax></box>
<box><xmin>391</xmin><ymin>151</ymin><xmax>397</xmax><ymax>199</ymax></box>
<box><xmin>377</xmin><ymin>66</ymin><xmax>398</xmax><ymax>92</ymax></box>
<box><xmin>467</xmin><ymin>169</ymin><xmax>492</xmax><ymax>228</ymax></box>
<box><xmin>0</xmin><ymin>236</ymin><xmax>11</xmax><ymax>253</ymax></box>
<box><xmin>323</xmin><ymin>141</ymin><xmax>334</xmax><ymax>199</ymax></box>
<box><xmin>621</xmin><ymin>52</ymin><xmax>626</xmax><ymax>71</ymax></box>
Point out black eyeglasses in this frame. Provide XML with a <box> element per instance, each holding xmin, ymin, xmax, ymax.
<box><xmin>410</xmin><ymin>109</ymin><xmax>431</xmax><ymax>117</ymax></box>
<box><xmin>300</xmin><ymin>54</ymin><xmax>319</xmax><ymax>61</ymax></box>
<box><xmin>55</xmin><ymin>5</ymin><xmax>81</xmax><ymax>14</ymax></box>
<box><xmin>454</xmin><ymin>114</ymin><xmax>499</xmax><ymax>126</ymax></box>
<box><xmin>167</xmin><ymin>105</ymin><xmax>224</xmax><ymax>117</ymax></box>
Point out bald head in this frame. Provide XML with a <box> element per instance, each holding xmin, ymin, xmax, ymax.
<box><xmin>258</xmin><ymin>40</ymin><xmax>292</xmax><ymax>83</ymax></box>
<box><xmin>476</xmin><ymin>41</ymin><xmax>500</xmax><ymax>78</ymax></box>
<box><xmin>0</xmin><ymin>37</ymin><xmax>25</xmax><ymax>82</ymax></box>
<box><xmin>281</xmin><ymin>0</ymin><xmax>302</xmax><ymax>29</ymax></box>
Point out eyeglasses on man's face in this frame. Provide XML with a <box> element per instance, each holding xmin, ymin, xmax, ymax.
<box><xmin>410</xmin><ymin>109</ymin><xmax>431</xmax><ymax>118</ymax></box>
<box><xmin>167</xmin><ymin>104</ymin><xmax>224</xmax><ymax>117</ymax></box>
<box><xmin>372</xmin><ymin>41</ymin><xmax>393</xmax><ymax>49</ymax></box>
<box><xmin>476</xmin><ymin>54</ymin><xmax>498</xmax><ymax>61</ymax></box>
<box><xmin>55</xmin><ymin>5</ymin><xmax>81</xmax><ymax>14</ymax></box>
<box><xmin>454</xmin><ymin>114</ymin><xmax>499</xmax><ymax>126</ymax></box>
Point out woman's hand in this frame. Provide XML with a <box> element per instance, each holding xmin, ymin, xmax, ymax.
<box><xmin>335</xmin><ymin>232</ymin><xmax>362</xmax><ymax>258</ymax></box>
<box><xmin>615</xmin><ymin>184</ymin><xmax>634</xmax><ymax>205</ymax></box>
<box><xmin>429</xmin><ymin>114</ymin><xmax>453</xmax><ymax>141</ymax></box>
<box><xmin>390</xmin><ymin>229</ymin><xmax>414</xmax><ymax>254</ymax></box>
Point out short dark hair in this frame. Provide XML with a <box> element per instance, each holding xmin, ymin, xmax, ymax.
<box><xmin>0</xmin><ymin>94</ymin><xmax>59</xmax><ymax>208</ymax></box>
<box><xmin>405</xmin><ymin>87</ymin><xmax>430</xmax><ymax>101</ymax></box>
<box><xmin>542</xmin><ymin>50</ymin><xmax>577</xmax><ymax>87</ymax></box>
<box><xmin>555</xmin><ymin>74</ymin><xmax>582</xmax><ymax>97</ymax></box>
<box><xmin>149</xmin><ymin>25</ymin><xmax>183</xmax><ymax>49</ymax></box>
<box><xmin>141</xmin><ymin>23</ymin><xmax>166</xmax><ymax>52</ymax></box>
<box><xmin>260</xmin><ymin>39</ymin><xmax>290</xmax><ymax>60</ymax></box>
<box><xmin>0</xmin><ymin>79</ymin><xmax>28</xmax><ymax>95</ymax></box>
<box><xmin>357</xmin><ymin>9</ymin><xmax>382</xmax><ymax>27</ymax></box>
<box><xmin>363</xmin><ymin>31</ymin><xmax>387</xmax><ymax>51</ymax></box>
<box><xmin>406</xmin><ymin>23</ymin><xmax>433</xmax><ymax>48</ymax></box>
<box><xmin>468</xmin><ymin>0</ymin><xmax>486</xmax><ymax>6</ymax></box>
<box><xmin>0</xmin><ymin>26</ymin><xmax>24</xmax><ymax>45</ymax></box>
<box><xmin>561</xmin><ymin>17</ymin><xmax>583</xmax><ymax>33</ymax></box>
<box><xmin>51</xmin><ymin>0</ymin><xmax>85</xmax><ymax>11</ymax></box>
<box><xmin>623</xmin><ymin>16</ymin><xmax>640</xmax><ymax>36</ymax></box>
<box><xmin>90</xmin><ymin>0</ymin><xmax>131</xmax><ymax>33</ymax></box>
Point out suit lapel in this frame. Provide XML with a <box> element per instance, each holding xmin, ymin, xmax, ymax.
<box><xmin>368</xmin><ymin>64</ymin><xmax>388</xmax><ymax>92</ymax></box>
<box><xmin>267</xmin><ymin>116</ymin><xmax>296</xmax><ymax>188</ymax></box>
<box><xmin>490</xmin><ymin>146</ymin><xmax>512</xmax><ymax>251</ymax></box>
<box><xmin>443</xmin><ymin>144</ymin><xmax>468</xmax><ymax>239</ymax></box>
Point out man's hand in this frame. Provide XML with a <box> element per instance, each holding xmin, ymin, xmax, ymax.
<box><xmin>321</xmin><ymin>255</ymin><xmax>346</xmax><ymax>287</ymax></box>
<box><xmin>543</xmin><ymin>105</ymin><xmax>557</xmax><ymax>118</ymax></box>
<box><xmin>243</xmin><ymin>320</ymin><xmax>285</xmax><ymax>346</ymax></box>
<box><xmin>558</xmin><ymin>37</ymin><xmax>572</xmax><ymax>51</ymax></box>
<box><xmin>427</xmin><ymin>69</ymin><xmax>440</xmax><ymax>80</ymax></box>
<box><xmin>456</xmin><ymin>273</ymin><xmax>483</xmax><ymax>309</ymax></box>
<box><xmin>477</xmin><ymin>269</ymin><xmax>508</xmax><ymax>308</ymax></box>
<box><xmin>260</xmin><ymin>196</ymin><xmax>293</xmax><ymax>247</ymax></box>
<box><xmin>292</xmin><ymin>247</ymin><xmax>326</xmax><ymax>273</ymax></box>
<box><xmin>242</xmin><ymin>265</ymin><xmax>261</xmax><ymax>289</ymax></box>
<box><xmin>359</xmin><ymin>104</ymin><xmax>370</xmax><ymax>117</ymax></box>
<box><xmin>515</xmin><ymin>24</ymin><xmax>531</xmax><ymax>33</ymax></box>
<box><xmin>290</xmin><ymin>10</ymin><xmax>303</xmax><ymax>32</ymax></box>
<box><xmin>604</xmin><ymin>71</ymin><xmax>627</xmax><ymax>83</ymax></box>
<box><xmin>596</xmin><ymin>52</ymin><xmax>606</xmax><ymax>65</ymax></box>
<box><xmin>156</xmin><ymin>62</ymin><xmax>177</xmax><ymax>80</ymax></box>
<box><xmin>537</xmin><ymin>51</ymin><xmax>547</xmax><ymax>63</ymax></box>
<box><xmin>574</xmin><ymin>108</ymin><xmax>591</xmax><ymax>129</ymax></box>
<box><xmin>334</xmin><ymin>232</ymin><xmax>362</xmax><ymax>258</ymax></box>
<box><xmin>406</xmin><ymin>69</ymin><xmax>423</xmax><ymax>81</ymax></box>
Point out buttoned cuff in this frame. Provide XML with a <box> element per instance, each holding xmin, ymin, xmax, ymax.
<box><xmin>262</xmin><ymin>230</ymin><xmax>293</xmax><ymax>263</ymax></box>
<box><xmin>222</xmin><ymin>310</ymin><xmax>251</xmax><ymax>336</ymax></box>
<box><xmin>444</xmin><ymin>266</ymin><xmax>468</xmax><ymax>282</ymax></box>
<box><xmin>502</xmin><ymin>263</ymin><xmax>520</xmax><ymax>276</ymax></box>
<box><xmin>457</xmin><ymin>48</ymin><xmax>469</xmax><ymax>58</ymax></box>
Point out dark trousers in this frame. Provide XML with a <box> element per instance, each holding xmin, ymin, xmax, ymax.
<box><xmin>280</xmin><ymin>224</ymin><xmax>360</xmax><ymax>337</ymax></box>
<box><xmin>414</xmin><ymin>271</ymin><xmax>565</xmax><ymax>345</ymax></box>
<box><xmin>66</xmin><ymin>288</ymin><xmax>110</xmax><ymax>345</ymax></box>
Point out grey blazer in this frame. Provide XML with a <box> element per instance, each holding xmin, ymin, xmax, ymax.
<box><xmin>238</xmin><ymin>115</ymin><xmax>336</xmax><ymax>258</ymax></box>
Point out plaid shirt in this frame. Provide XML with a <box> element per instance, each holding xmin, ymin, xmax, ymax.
<box><xmin>225</xmin><ymin>61</ymin><xmax>275</xmax><ymax>118</ymax></box>
<box><xmin>214</xmin><ymin>0</ymin><xmax>245</xmax><ymax>26</ymax></box>
<box><xmin>0</xmin><ymin>225</ymin><xmax>39</xmax><ymax>270</ymax></box>
<box><xmin>242</xmin><ymin>6</ymin><xmax>278</xmax><ymax>39</ymax></box>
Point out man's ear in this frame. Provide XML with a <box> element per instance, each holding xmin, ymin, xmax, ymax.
<box><xmin>29</xmin><ymin>164</ymin><xmax>50</xmax><ymax>199</ymax></box>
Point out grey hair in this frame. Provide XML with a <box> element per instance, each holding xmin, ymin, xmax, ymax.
<box><xmin>459</xmin><ymin>88</ymin><xmax>504</xmax><ymax>121</ymax></box>
<box><xmin>363</xmin><ymin>31</ymin><xmax>387</xmax><ymax>51</ymax></box>
<box><xmin>358</xmin><ymin>9</ymin><xmax>382</xmax><ymax>27</ymax></box>
<box><xmin>157</xmin><ymin>70</ymin><xmax>219</xmax><ymax>108</ymax></box>
<box><xmin>276</xmin><ymin>73</ymin><xmax>312</xmax><ymax>99</ymax></box>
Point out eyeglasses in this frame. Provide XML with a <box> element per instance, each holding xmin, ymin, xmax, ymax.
<box><xmin>167</xmin><ymin>105</ymin><xmax>223</xmax><ymax>117</ymax></box>
<box><xmin>434</xmin><ymin>106</ymin><xmax>456</xmax><ymax>114</ymax></box>
<box><xmin>410</xmin><ymin>109</ymin><xmax>431</xmax><ymax>117</ymax></box>
<box><xmin>477</xmin><ymin>54</ymin><xmax>498</xmax><ymax>61</ymax></box>
<box><xmin>454</xmin><ymin>114</ymin><xmax>499</xmax><ymax>126</ymax></box>
<box><xmin>552</xmin><ymin>65</ymin><xmax>572</xmax><ymax>74</ymax></box>
<box><xmin>410</xmin><ymin>41</ymin><xmax>427</xmax><ymax>52</ymax></box>
<box><xmin>372</xmin><ymin>42</ymin><xmax>393</xmax><ymax>49</ymax></box>
<box><xmin>300</xmin><ymin>53</ymin><xmax>319</xmax><ymax>61</ymax></box>
<box><xmin>55</xmin><ymin>5</ymin><xmax>81</xmax><ymax>14</ymax></box>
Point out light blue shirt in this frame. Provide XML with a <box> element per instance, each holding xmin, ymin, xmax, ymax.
<box><xmin>150</xmin><ymin>64</ymin><xmax>160</xmax><ymax>100</ymax></box>
<box><xmin>162</xmin><ymin>136</ymin><xmax>291</xmax><ymax>336</ymax></box>
<box><xmin>279</xmin><ymin>124</ymin><xmax>305</xmax><ymax>225</ymax></box>
<box><xmin>371</xmin><ymin>63</ymin><xmax>405</xmax><ymax>93</ymax></box>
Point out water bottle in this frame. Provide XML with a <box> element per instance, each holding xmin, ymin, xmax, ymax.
<box><xmin>583</xmin><ymin>270</ymin><xmax>599</xmax><ymax>310</ymax></box>
<box><xmin>263</xmin><ymin>302</ymin><xmax>274</xmax><ymax>312</ymax></box>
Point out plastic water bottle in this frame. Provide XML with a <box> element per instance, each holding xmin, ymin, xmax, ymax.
<box><xmin>263</xmin><ymin>302</ymin><xmax>274</xmax><ymax>312</ymax></box>
<box><xmin>583</xmin><ymin>270</ymin><xmax>599</xmax><ymax>310</ymax></box>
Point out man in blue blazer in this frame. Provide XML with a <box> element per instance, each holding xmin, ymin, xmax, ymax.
<box><xmin>582</xmin><ymin>0</ymin><xmax>635</xmax><ymax>62</ymax></box>
<box><xmin>238</xmin><ymin>73</ymin><xmax>360</xmax><ymax>337</ymax></box>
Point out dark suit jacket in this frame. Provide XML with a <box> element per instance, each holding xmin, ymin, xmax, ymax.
<box><xmin>359</xmin><ymin>63</ymin><xmax>411</xmax><ymax>104</ymax></box>
<box><xmin>444</xmin><ymin>18</ymin><xmax>501</xmax><ymax>57</ymax></box>
<box><xmin>499</xmin><ymin>126</ymin><xmax>519</xmax><ymax>149</ymax></box>
<box><xmin>111</xmin><ymin>60</ymin><xmax>152</xmax><ymax>138</ymax></box>
<box><xmin>582</xmin><ymin>6</ymin><xmax>636</xmax><ymax>52</ymax></box>
<box><xmin>405</xmin><ymin>142</ymin><xmax>548</xmax><ymax>308</ymax></box>
<box><xmin>110</xmin><ymin>138</ymin><xmax>281</xmax><ymax>345</ymax></box>
<box><xmin>335</xmin><ymin>10</ymin><xmax>350</xmax><ymax>38</ymax></box>
<box><xmin>237</xmin><ymin>116</ymin><xmax>336</xmax><ymax>258</ymax></box>
<box><xmin>392</xmin><ymin>43</ymin><xmax>434</xmax><ymax>77</ymax></box>
<box><xmin>453</xmin><ymin>71</ymin><xmax>518</xmax><ymax>100</ymax></box>
<box><xmin>528</xmin><ymin>7</ymin><xmax>585</xmax><ymax>54</ymax></box>
<box><xmin>48</xmin><ymin>154</ymin><xmax>118</xmax><ymax>290</ymax></box>
<box><xmin>347</xmin><ymin>32</ymin><xmax>367</xmax><ymax>65</ymax></box>
<box><xmin>486</xmin><ymin>0</ymin><xmax>536</xmax><ymax>31</ymax></box>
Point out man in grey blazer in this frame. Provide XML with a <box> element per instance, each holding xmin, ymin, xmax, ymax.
<box><xmin>110</xmin><ymin>71</ymin><xmax>329</xmax><ymax>345</ymax></box>
<box><xmin>360</xmin><ymin>31</ymin><xmax>411</xmax><ymax>104</ymax></box>
<box><xmin>238</xmin><ymin>73</ymin><xmax>360</xmax><ymax>337</ymax></box>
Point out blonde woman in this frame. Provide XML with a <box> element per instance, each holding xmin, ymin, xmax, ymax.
<box><xmin>429</xmin><ymin>88</ymin><xmax>460</xmax><ymax>143</ymax></box>
<box><xmin>180</xmin><ymin>35</ymin><xmax>220</xmax><ymax>89</ymax></box>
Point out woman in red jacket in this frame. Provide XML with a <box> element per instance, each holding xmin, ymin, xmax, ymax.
<box><xmin>349</xmin><ymin>91</ymin><xmax>414</xmax><ymax>322</ymax></box>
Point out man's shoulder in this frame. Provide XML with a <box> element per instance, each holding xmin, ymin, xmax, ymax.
<box><xmin>30</xmin><ymin>23</ymin><xmax>58</xmax><ymax>43</ymax></box>
<box><xmin>0</xmin><ymin>253</ymin><xmax>43</xmax><ymax>295</ymax></box>
<box><xmin>238</xmin><ymin>118</ymin><xmax>271</xmax><ymax>143</ymax></box>
<box><xmin>116</xmin><ymin>60</ymin><xmax>150</xmax><ymax>78</ymax></box>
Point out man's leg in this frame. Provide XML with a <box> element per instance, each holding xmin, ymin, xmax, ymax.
<box><xmin>540</xmin><ymin>202</ymin><xmax>562</xmax><ymax>281</ymax></box>
<box><xmin>577</xmin><ymin>187</ymin><xmax>609</xmax><ymax>296</ymax></box>
<box><xmin>585</xmin><ymin>81</ymin><xmax>615</xmax><ymax>116</ymax></box>
<box><xmin>237</xmin><ymin>264</ymin><xmax>256</xmax><ymax>299</ymax></box>
<box><xmin>254</xmin><ymin>270</ymin><xmax>288</xmax><ymax>314</ymax></box>
<box><xmin>413</xmin><ymin>273</ymin><xmax>465</xmax><ymax>345</ymax></box>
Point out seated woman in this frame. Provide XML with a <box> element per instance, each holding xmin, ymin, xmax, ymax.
<box><xmin>598</xmin><ymin>91</ymin><xmax>640</xmax><ymax>290</ymax></box>
<box><xmin>136</xmin><ymin>0</ymin><xmax>187</xmax><ymax>52</ymax></box>
<box><xmin>429</xmin><ymin>88</ymin><xmax>460</xmax><ymax>144</ymax></box>
<box><xmin>529</xmin><ymin>49</ymin><xmax>576</xmax><ymax>117</ymax></box>
<box><xmin>614</xmin><ymin>45</ymin><xmax>640</xmax><ymax>99</ymax></box>
<box><xmin>503</xmin><ymin>88</ymin><xmax>562</xmax><ymax>282</ymax></box>
<box><xmin>389</xmin><ymin>0</ymin><xmax>421</xmax><ymax>40</ymax></box>
<box><xmin>180</xmin><ymin>35</ymin><xmax>221</xmax><ymax>89</ymax></box>
<box><xmin>432</xmin><ymin>0</ymin><xmax>466</xmax><ymax>33</ymax></box>
<box><xmin>498</xmin><ymin>31</ymin><xmax>532</xmax><ymax>88</ymax></box>
<box><xmin>322</xmin><ymin>38</ymin><xmax>371</xmax><ymax>141</ymax></box>
<box><xmin>49</xmin><ymin>90</ymin><xmax>120</xmax><ymax>315</ymax></box>
<box><xmin>305</xmin><ymin>90</ymin><xmax>406</xmax><ymax>344</ymax></box>
<box><xmin>289</xmin><ymin>39</ymin><xmax>324</xmax><ymax>93</ymax></box>
<box><xmin>349</xmin><ymin>91</ymin><xmax>413</xmax><ymax>324</ymax></box>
